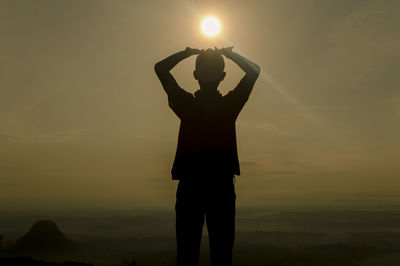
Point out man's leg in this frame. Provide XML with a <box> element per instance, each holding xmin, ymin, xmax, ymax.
<box><xmin>176</xmin><ymin>180</ymin><xmax>205</xmax><ymax>266</ymax></box>
<box><xmin>206</xmin><ymin>178</ymin><xmax>236</xmax><ymax>266</ymax></box>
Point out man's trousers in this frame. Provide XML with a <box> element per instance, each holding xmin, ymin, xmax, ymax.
<box><xmin>175</xmin><ymin>176</ymin><xmax>236</xmax><ymax>266</ymax></box>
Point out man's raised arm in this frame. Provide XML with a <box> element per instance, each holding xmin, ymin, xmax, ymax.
<box><xmin>220</xmin><ymin>47</ymin><xmax>260</xmax><ymax>102</ymax></box>
<box><xmin>154</xmin><ymin>47</ymin><xmax>201</xmax><ymax>96</ymax></box>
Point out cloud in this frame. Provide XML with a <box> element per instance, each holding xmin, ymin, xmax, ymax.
<box><xmin>256</xmin><ymin>123</ymin><xmax>289</xmax><ymax>135</ymax></box>
<box><xmin>240</xmin><ymin>161</ymin><xmax>297</xmax><ymax>178</ymax></box>
<box><xmin>32</xmin><ymin>128</ymin><xmax>88</xmax><ymax>143</ymax></box>
<box><xmin>0</xmin><ymin>133</ymin><xmax>19</xmax><ymax>141</ymax></box>
<box><xmin>0</xmin><ymin>129</ymin><xmax>88</xmax><ymax>143</ymax></box>
<box><xmin>264</xmin><ymin>170</ymin><xmax>297</xmax><ymax>175</ymax></box>
<box><xmin>238</xmin><ymin>121</ymin><xmax>289</xmax><ymax>135</ymax></box>
<box><xmin>68</xmin><ymin>128</ymin><xmax>89</xmax><ymax>135</ymax></box>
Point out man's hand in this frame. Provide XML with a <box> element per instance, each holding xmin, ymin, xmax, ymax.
<box><xmin>185</xmin><ymin>47</ymin><xmax>202</xmax><ymax>56</ymax></box>
<box><xmin>215</xmin><ymin>46</ymin><xmax>234</xmax><ymax>58</ymax></box>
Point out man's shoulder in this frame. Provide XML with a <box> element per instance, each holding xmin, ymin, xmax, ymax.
<box><xmin>221</xmin><ymin>89</ymin><xmax>241</xmax><ymax>102</ymax></box>
<box><xmin>168</xmin><ymin>87</ymin><xmax>195</xmax><ymax>101</ymax></box>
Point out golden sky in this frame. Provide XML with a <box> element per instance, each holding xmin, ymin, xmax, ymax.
<box><xmin>1</xmin><ymin>0</ymin><xmax>399</xmax><ymax>210</ymax></box>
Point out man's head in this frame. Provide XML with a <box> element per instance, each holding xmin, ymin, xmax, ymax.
<box><xmin>194</xmin><ymin>48</ymin><xmax>226</xmax><ymax>89</ymax></box>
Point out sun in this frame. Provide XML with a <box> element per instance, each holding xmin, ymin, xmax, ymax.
<box><xmin>201</xmin><ymin>17</ymin><xmax>221</xmax><ymax>37</ymax></box>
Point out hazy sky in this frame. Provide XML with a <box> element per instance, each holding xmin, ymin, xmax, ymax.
<box><xmin>1</xmin><ymin>0</ymin><xmax>399</xmax><ymax>210</ymax></box>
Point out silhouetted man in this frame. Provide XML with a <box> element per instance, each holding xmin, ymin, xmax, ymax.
<box><xmin>155</xmin><ymin>47</ymin><xmax>260</xmax><ymax>266</ymax></box>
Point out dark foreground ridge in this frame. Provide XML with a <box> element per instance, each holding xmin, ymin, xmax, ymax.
<box><xmin>0</xmin><ymin>256</ymin><xmax>92</xmax><ymax>266</ymax></box>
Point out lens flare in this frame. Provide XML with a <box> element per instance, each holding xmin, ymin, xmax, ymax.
<box><xmin>201</xmin><ymin>17</ymin><xmax>221</xmax><ymax>37</ymax></box>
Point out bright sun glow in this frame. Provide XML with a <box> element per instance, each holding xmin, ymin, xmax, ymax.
<box><xmin>201</xmin><ymin>17</ymin><xmax>221</xmax><ymax>37</ymax></box>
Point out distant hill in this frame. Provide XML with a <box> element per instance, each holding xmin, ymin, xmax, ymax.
<box><xmin>11</xmin><ymin>220</ymin><xmax>78</xmax><ymax>255</ymax></box>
